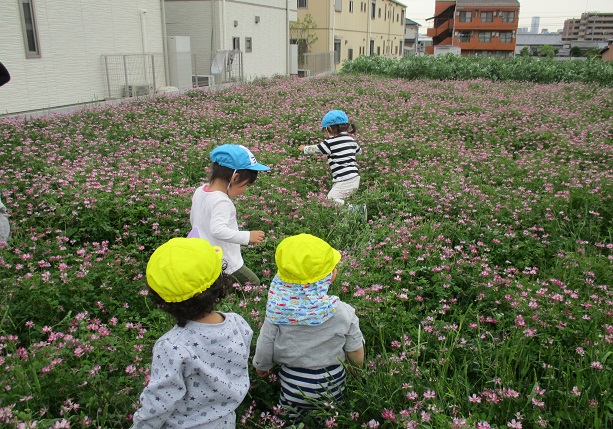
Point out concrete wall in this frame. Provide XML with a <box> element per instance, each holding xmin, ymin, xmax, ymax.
<box><xmin>0</xmin><ymin>0</ymin><xmax>165</xmax><ymax>115</ymax></box>
<box><xmin>165</xmin><ymin>0</ymin><xmax>297</xmax><ymax>80</ymax></box>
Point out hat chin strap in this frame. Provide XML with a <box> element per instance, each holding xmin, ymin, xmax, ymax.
<box><xmin>227</xmin><ymin>169</ymin><xmax>237</xmax><ymax>190</ymax></box>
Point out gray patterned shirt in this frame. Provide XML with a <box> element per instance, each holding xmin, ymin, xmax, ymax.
<box><xmin>132</xmin><ymin>313</ymin><xmax>253</xmax><ymax>429</ymax></box>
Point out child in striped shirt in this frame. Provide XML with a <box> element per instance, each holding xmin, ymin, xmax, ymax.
<box><xmin>298</xmin><ymin>110</ymin><xmax>362</xmax><ymax>205</ymax></box>
<box><xmin>252</xmin><ymin>233</ymin><xmax>365</xmax><ymax>421</ymax></box>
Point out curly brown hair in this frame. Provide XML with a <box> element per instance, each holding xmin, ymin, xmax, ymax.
<box><xmin>147</xmin><ymin>269</ymin><xmax>234</xmax><ymax>327</ymax></box>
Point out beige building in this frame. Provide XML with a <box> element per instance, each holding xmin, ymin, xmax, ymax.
<box><xmin>297</xmin><ymin>0</ymin><xmax>406</xmax><ymax>70</ymax></box>
<box><xmin>562</xmin><ymin>12</ymin><xmax>613</xmax><ymax>43</ymax></box>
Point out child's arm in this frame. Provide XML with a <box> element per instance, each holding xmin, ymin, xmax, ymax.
<box><xmin>298</xmin><ymin>144</ymin><xmax>323</xmax><ymax>155</ymax></box>
<box><xmin>252</xmin><ymin>320</ymin><xmax>277</xmax><ymax>378</ymax></box>
<box><xmin>209</xmin><ymin>199</ymin><xmax>254</xmax><ymax>245</ymax></box>
<box><xmin>346</xmin><ymin>347</ymin><xmax>365</xmax><ymax>366</ymax></box>
<box><xmin>132</xmin><ymin>341</ymin><xmax>188</xmax><ymax>428</ymax></box>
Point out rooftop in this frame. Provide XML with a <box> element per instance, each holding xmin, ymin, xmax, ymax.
<box><xmin>456</xmin><ymin>0</ymin><xmax>520</xmax><ymax>5</ymax></box>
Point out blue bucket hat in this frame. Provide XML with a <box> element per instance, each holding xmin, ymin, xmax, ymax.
<box><xmin>210</xmin><ymin>144</ymin><xmax>270</xmax><ymax>171</ymax></box>
<box><xmin>321</xmin><ymin>110</ymin><xmax>349</xmax><ymax>129</ymax></box>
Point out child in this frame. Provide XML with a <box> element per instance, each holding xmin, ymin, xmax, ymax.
<box><xmin>190</xmin><ymin>144</ymin><xmax>269</xmax><ymax>287</ymax></box>
<box><xmin>252</xmin><ymin>233</ymin><xmax>365</xmax><ymax>420</ymax></box>
<box><xmin>0</xmin><ymin>195</ymin><xmax>10</xmax><ymax>242</ymax></box>
<box><xmin>132</xmin><ymin>237</ymin><xmax>253</xmax><ymax>429</ymax></box>
<box><xmin>298</xmin><ymin>110</ymin><xmax>361</xmax><ymax>205</ymax></box>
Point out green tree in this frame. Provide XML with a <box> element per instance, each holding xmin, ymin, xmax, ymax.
<box><xmin>585</xmin><ymin>47</ymin><xmax>601</xmax><ymax>59</ymax></box>
<box><xmin>539</xmin><ymin>44</ymin><xmax>556</xmax><ymax>58</ymax></box>
<box><xmin>519</xmin><ymin>46</ymin><xmax>532</xmax><ymax>57</ymax></box>
<box><xmin>290</xmin><ymin>13</ymin><xmax>319</xmax><ymax>68</ymax></box>
<box><xmin>570</xmin><ymin>46</ymin><xmax>582</xmax><ymax>57</ymax></box>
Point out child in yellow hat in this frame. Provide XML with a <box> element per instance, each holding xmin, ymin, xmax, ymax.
<box><xmin>132</xmin><ymin>237</ymin><xmax>253</xmax><ymax>429</ymax></box>
<box><xmin>252</xmin><ymin>233</ymin><xmax>365</xmax><ymax>420</ymax></box>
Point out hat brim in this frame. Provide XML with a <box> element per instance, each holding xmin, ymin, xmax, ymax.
<box><xmin>250</xmin><ymin>164</ymin><xmax>270</xmax><ymax>171</ymax></box>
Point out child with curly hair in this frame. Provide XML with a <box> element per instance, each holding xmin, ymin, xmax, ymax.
<box><xmin>132</xmin><ymin>237</ymin><xmax>253</xmax><ymax>428</ymax></box>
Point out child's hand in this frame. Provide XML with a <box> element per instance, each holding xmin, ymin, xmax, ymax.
<box><xmin>256</xmin><ymin>369</ymin><xmax>270</xmax><ymax>378</ymax></box>
<box><xmin>298</xmin><ymin>145</ymin><xmax>305</xmax><ymax>151</ymax></box>
<box><xmin>249</xmin><ymin>230</ymin><xmax>265</xmax><ymax>243</ymax></box>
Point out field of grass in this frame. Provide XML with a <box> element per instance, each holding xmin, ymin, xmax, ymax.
<box><xmin>0</xmin><ymin>73</ymin><xmax>611</xmax><ymax>428</ymax></box>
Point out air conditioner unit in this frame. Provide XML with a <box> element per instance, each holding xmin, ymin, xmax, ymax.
<box><xmin>192</xmin><ymin>75</ymin><xmax>214</xmax><ymax>87</ymax></box>
<box><xmin>297</xmin><ymin>69</ymin><xmax>311</xmax><ymax>77</ymax></box>
<box><xmin>125</xmin><ymin>84</ymin><xmax>153</xmax><ymax>97</ymax></box>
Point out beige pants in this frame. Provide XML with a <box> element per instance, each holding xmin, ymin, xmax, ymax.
<box><xmin>327</xmin><ymin>176</ymin><xmax>360</xmax><ymax>205</ymax></box>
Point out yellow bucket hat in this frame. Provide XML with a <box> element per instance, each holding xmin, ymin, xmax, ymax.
<box><xmin>146</xmin><ymin>237</ymin><xmax>223</xmax><ymax>303</ymax></box>
<box><xmin>275</xmin><ymin>233</ymin><xmax>341</xmax><ymax>284</ymax></box>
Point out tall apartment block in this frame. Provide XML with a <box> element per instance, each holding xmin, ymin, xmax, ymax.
<box><xmin>562</xmin><ymin>12</ymin><xmax>613</xmax><ymax>43</ymax></box>
<box><xmin>426</xmin><ymin>0</ymin><xmax>520</xmax><ymax>57</ymax></box>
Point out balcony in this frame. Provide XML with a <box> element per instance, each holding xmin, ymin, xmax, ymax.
<box><xmin>427</xmin><ymin>18</ymin><xmax>454</xmax><ymax>38</ymax></box>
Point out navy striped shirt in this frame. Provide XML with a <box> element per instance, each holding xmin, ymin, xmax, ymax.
<box><xmin>316</xmin><ymin>133</ymin><xmax>361</xmax><ymax>182</ymax></box>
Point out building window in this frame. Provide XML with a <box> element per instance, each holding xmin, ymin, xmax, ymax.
<box><xmin>377</xmin><ymin>46</ymin><xmax>381</xmax><ymax>55</ymax></box>
<box><xmin>334</xmin><ymin>39</ymin><xmax>341</xmax><ymax>63</ymax></box>
<box><xmin>349</xmin><ymin>1</ymin><xmax>353</xmax><ymax>12</ymax></box>
<box><xmin>370</xmin><ymin>39</ymin><xmax>374</xmax><ymax>55</ymax></box>
<box><xmin>335</xmin><ymin>0</ymin><xmax>342</xmax><ymax>12</ymax></box>
<box><xmin>245</xmin><ymin>37</ymin><xmax>252</xmax><ymax>53</ymax></box>
<box><xmin>348</xmin><ymin>48</ymin><xmax>354</xmax><ymax>60</ymax></box>
<box><xmin>499</xmin><ymin>31</ymin><xmax>513</xmax><ymax>43</ymax></box>
<box><xmin>371</xmin><ymin>1</ymin><xmax>376</xmax><ymax>19</ymax></box>
<box><xmin>479</xmin><ymin>31</ymin><xmax>492</xmax><ymax>43</ymax></box>
<box><xmin>233</xmin><ymin>37</ymin><xmax>240</xmax><ymax>50</ymax></box>
<box><xmin>298</xmin><ymin>0</ymin><xmax>307</xmax><ymax>8</ymax></box>
<box><xmin>19</xmin><ymin>0</ymin><xmax>41</xmax><ymax>58</ymax></box>
<box><xmin>481</xmin><ymin>12</ymin><xmax>493</xmax><ymax>23</ymax></box>
<box><xmin>501</xmin><ymin>11</ymin><xmax>515</xmax><ymax>23</ymax></box>
<box><xmin>459</xmin><ymin>31</ymin><xmax>471</xmax><ymax>42</ymax></box>
<box><xmin>459</xmin><ymin>11</ymin><xmax>472</xmax><ymax>22</ymax></box>
<box><xmin>378</xmin><ymin>8</ymin><xmax>381</xmax><ymax>18</ymax></box>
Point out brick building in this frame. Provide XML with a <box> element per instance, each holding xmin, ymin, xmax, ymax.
<box><xmin>426</xmin><ymin>0</ymin><xmax>520</xmax><ymax>57</ymax></box>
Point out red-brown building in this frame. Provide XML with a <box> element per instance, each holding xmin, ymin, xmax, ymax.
<box><xmin>426</xmin><ymin>0</ymin><xmax>520</xmax><ymax>57</ymax></box>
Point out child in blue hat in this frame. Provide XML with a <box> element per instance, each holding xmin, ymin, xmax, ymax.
<box><xmin>190</xmin><ymin>144</ymin><xmax>269</xmax><ymax>287</ymax></box>
<box><xmin>298</xmin><ymin>110</ymin><xmax>362</xmax><ymax>205</ymax></box>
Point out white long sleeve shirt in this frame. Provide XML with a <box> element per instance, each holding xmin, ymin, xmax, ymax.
<box><xmin>190</xmin><ymin>186</ymin><xmax>250</xmax><ymax>274</ymax></box>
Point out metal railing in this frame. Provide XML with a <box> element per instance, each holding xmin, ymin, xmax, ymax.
<box><xmin>302</xmin><ymin>52</ymin><xmax>335</xmax><ymax>76</ymax></box>
<box><xmin>102</xmin><ymin>54</ymin><xmax>165</xmax><ymax>99</ymax></box>
<box><xmin>209</xmin><ymin>49</ymin><xmax>243</xmax><ymax>84</ymax></box>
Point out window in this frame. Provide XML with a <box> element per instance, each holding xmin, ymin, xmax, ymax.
<box><xmin>459</xmin><ymin>11</ymin><xmax>472</xmax><ymax>22</ymax></box>
<box><xmin>19</xmin><ymin>0</ymin><xmax>41</xmax><ymax>58</ymax></box>
<box><xmin>459</xmin><ymin>31</ymin><xmax>471</xmax><ymax>42</ymax></box>
<box><xmin>371</xmin><ymin>0</ymin><xmax>376</xmax><ymax>19</ymax></box>
<box><xmin>377</xmin><ymin>46</ymin><xmax>381</xmax><ymax>55</ymax></box>
<box><xmin>481</xmin><ymin>12</ymin><xmax>493</xmax><ymax>23</ymax></box>
<box><xmin>370</xmin><ymin>39</ymin><xmax>375</xmax><ymax>55</ymax></box>
<box><xmin>245</xmin><ymin>37</ymin><xmax>252</xmax><ymax>53</ymax></box>
<box><xmin>334</xmin><ymin>39</ymin><xmax>341</xmax><ymax>64</ymax></box>
<box><xmin>501</xmin><ymin>11</ymin><xmax>515</xmax><ymax>23</ymax></box>
<box><xmin>479</xmin><ymin>31</ymin><xmax>492</xmax><ymax>43</ymax></box>
<box><xmin>335</xmin><ymin>0</ymin><xmax>342</xmax><ymax>12</ymax></box>
<box><xmin>298</xmin><ymin>0</ymin><xmax>307</xmax><ymax>8</ymax></box>
<box><xmin>348</xmin><ymin>48</ymin><xmax>354</xmax><ymax>60</ymax></box>
<box><xmin>378</xmin><ymin>8</ymin><xmax>381</xmax><ymax>18</ymax></box>
<box><xmin>349</xmin><ymin>0</ymin><xmax>353</xmax><ymax>13</ymax></box>
<box><xmin>232</xmin><ymin>37</ymin><xmax>240</xmax><ymax>50</ymax></box>
<box><xmin>499</xmin><ymin>31</ymin><xmax>513</xmax><ymax>43</ymax></box>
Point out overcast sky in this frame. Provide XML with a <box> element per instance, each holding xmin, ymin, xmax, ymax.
<box><xmin>397</xmin><ymin>0</ymin><xmax>613</xmax><ymax>33</ymax></box>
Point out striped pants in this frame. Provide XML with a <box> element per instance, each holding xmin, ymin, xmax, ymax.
<box><xmin>278</xmin><ymin>364</ymin><xmax>346</xmax><ymax>419</ymax></box>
